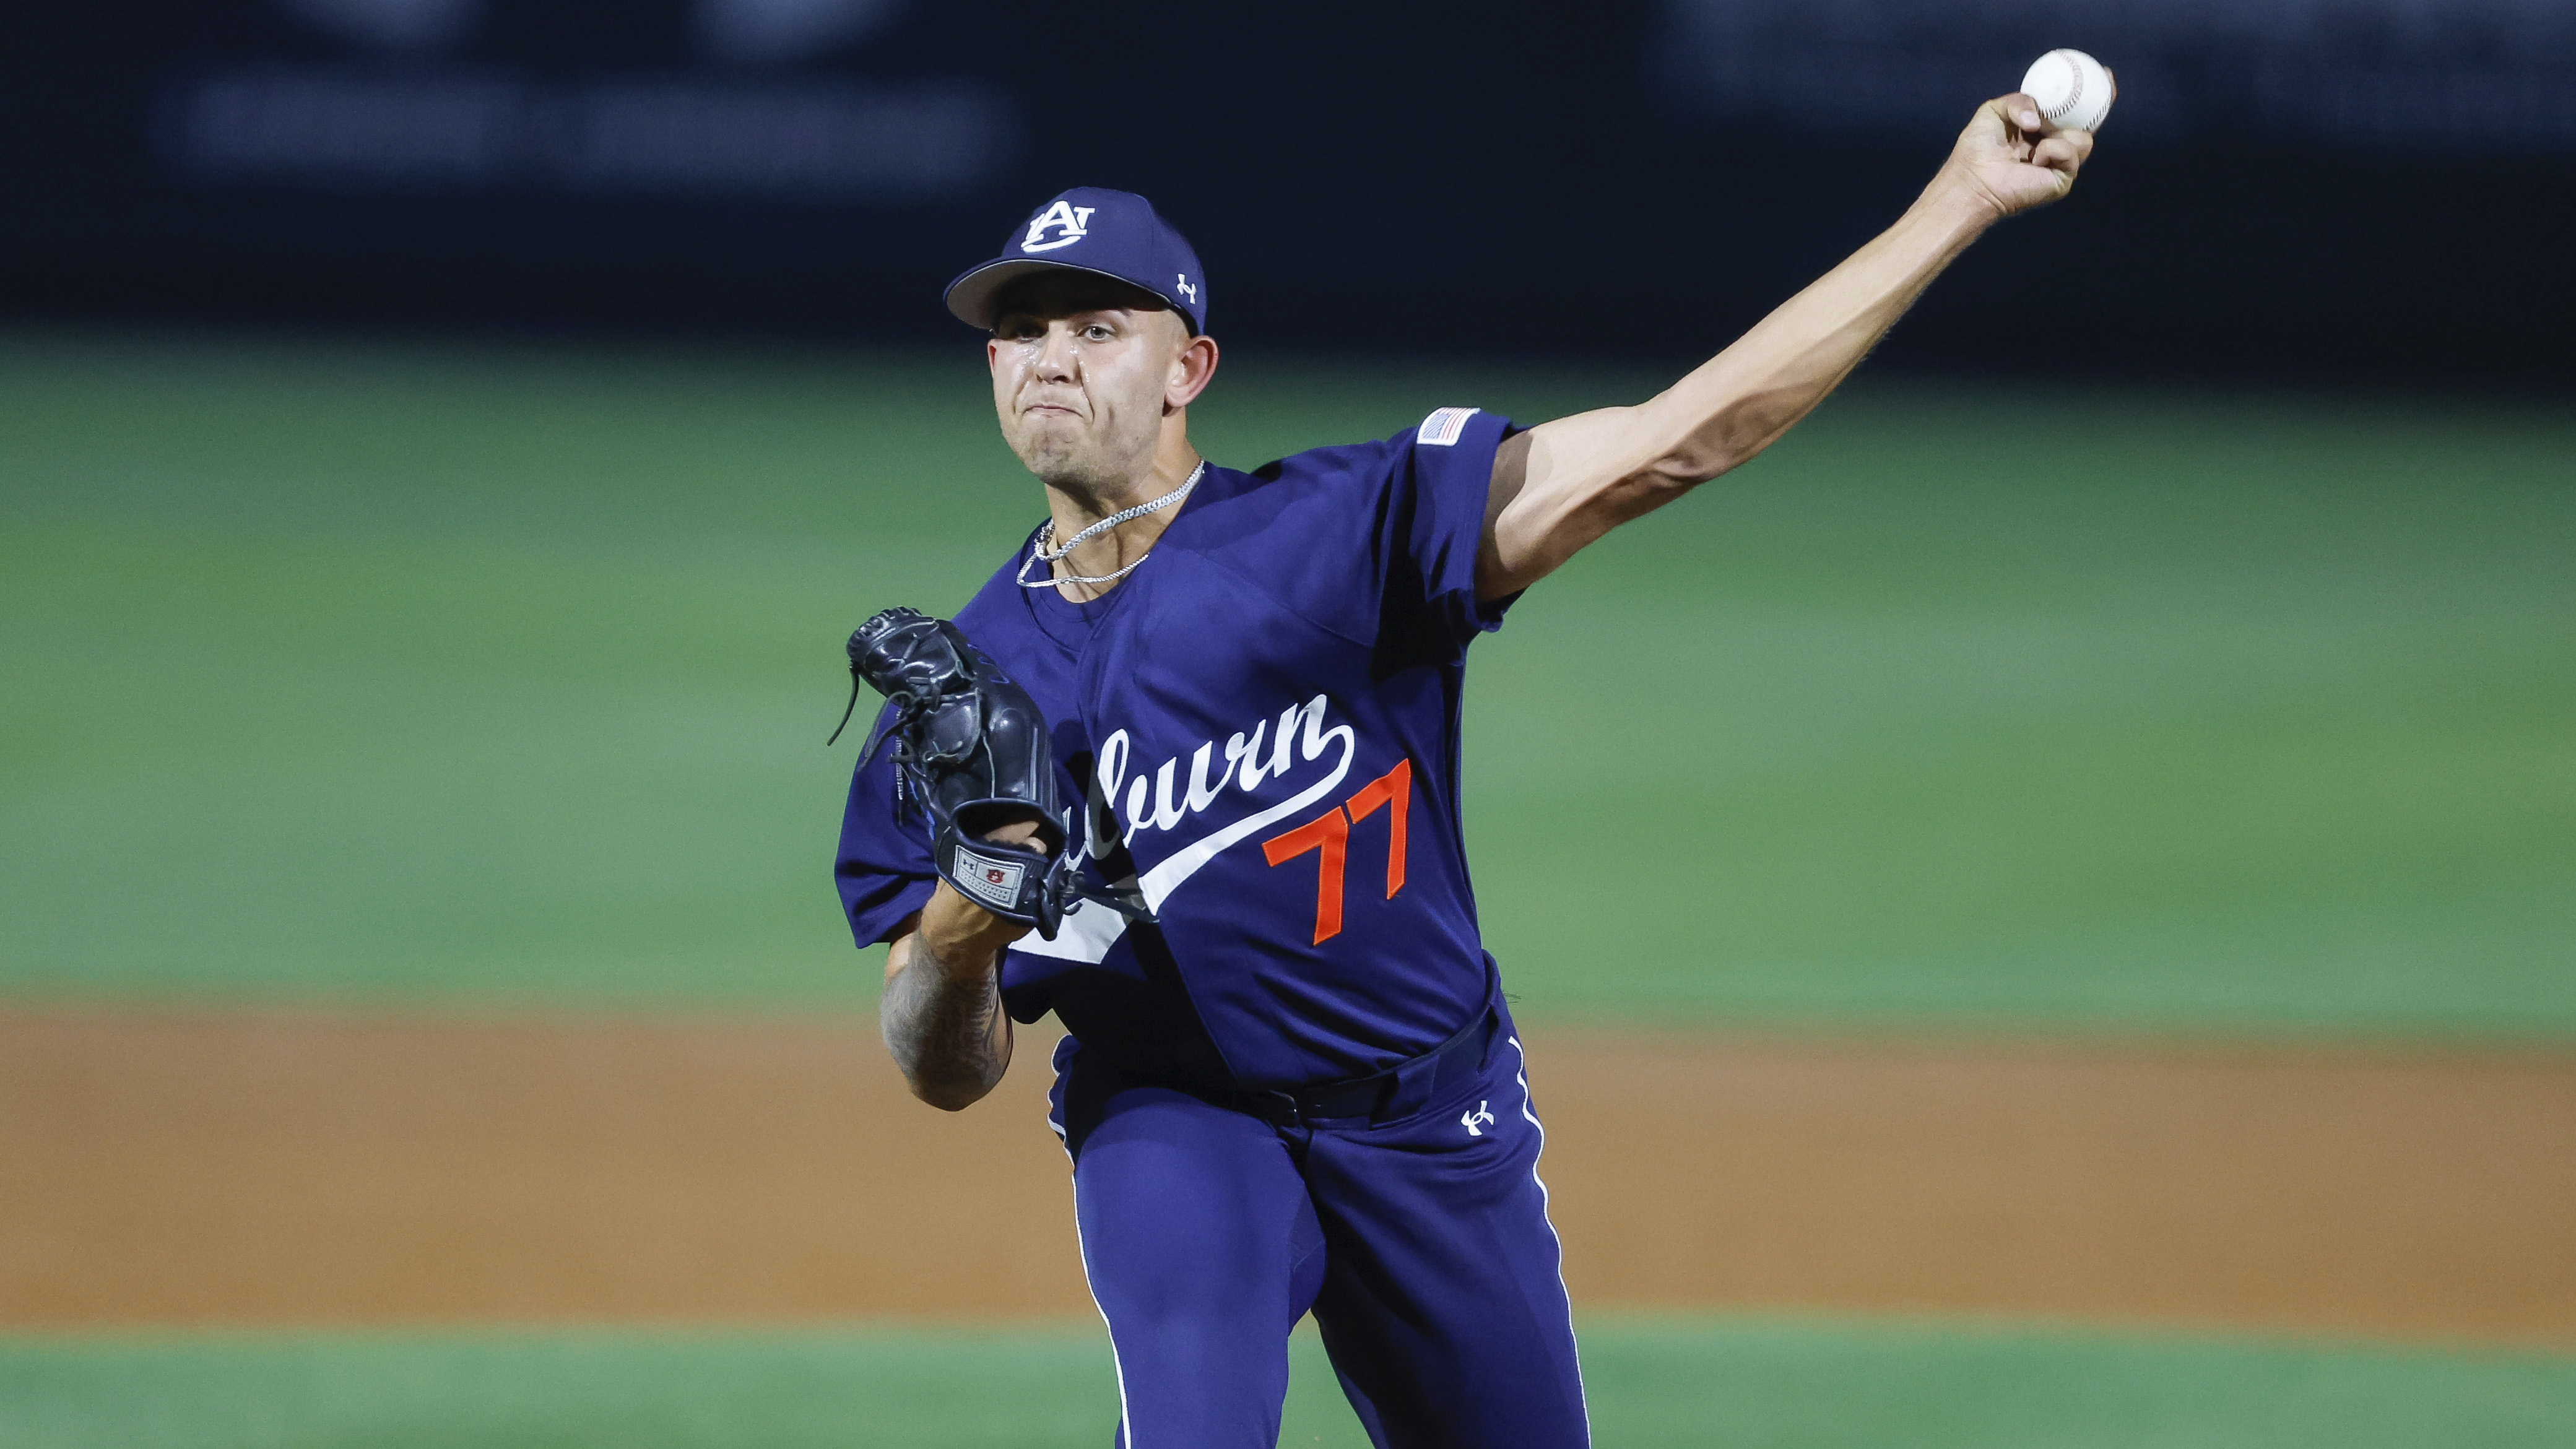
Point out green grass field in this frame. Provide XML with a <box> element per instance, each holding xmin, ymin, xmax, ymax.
<box><xmin>3</xmin><ymin>330</ymin><xmax>2572</xmax><ymax>1035</ymax></box>
<box><xmin>7</xmin><ymin>1316</ymin><xmax>2573</xmax><ymax>1449</ymax></box>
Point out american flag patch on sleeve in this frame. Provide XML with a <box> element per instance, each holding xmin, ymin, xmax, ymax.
<box><xmin>1415</xmin><ymin>407</ymin><xmax>1480</xmax><ymax>447</ymax></box>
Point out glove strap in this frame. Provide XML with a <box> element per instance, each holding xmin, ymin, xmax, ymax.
<box><xmin>935</xmin><ymin>824</ymin><xmax>1068</xmax><ymax>939</ymax></box>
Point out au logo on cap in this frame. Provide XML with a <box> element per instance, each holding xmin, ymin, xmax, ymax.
<box><xmin>1021</xmin><ymin>200</ymin><xmax>1095</xmax><ymax>253</ymax></box>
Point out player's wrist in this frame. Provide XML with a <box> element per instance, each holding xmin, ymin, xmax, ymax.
<box><xmin>917</xmin><ymin>880</ymin><xmax>1027</xmax><ymax>967</ymax></box>
<box><xmin>1911</xmin><ymin>164</ymin><xmax>2009</xmax><ymax>237</ymax></box>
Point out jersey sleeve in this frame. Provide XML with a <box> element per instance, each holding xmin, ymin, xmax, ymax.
<box><xmin>833</xmin><ymin>701</ymin><xmax>939</xmax><ymax>947</ymax></box>
<box><xmin>1223</xmin><ymin>407</ymin><xmax>1517</xmax><ymax>654</ymax></box>
<box><xmin>1386</xmin><ymin>405</ymin><xmax>1519</xmax><ymax>648</ymax></box>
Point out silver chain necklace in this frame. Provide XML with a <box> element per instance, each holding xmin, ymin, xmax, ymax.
<box><xmin>1017</xmin><ymin>461</ymin><xmax>1205</xmax><ymax>590</ymax></box>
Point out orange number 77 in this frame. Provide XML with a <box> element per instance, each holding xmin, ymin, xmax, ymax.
<box><xmin>1260</xmin><ymin>759</ymin><xmax>1412</xmax><ymax>946</ymax></box>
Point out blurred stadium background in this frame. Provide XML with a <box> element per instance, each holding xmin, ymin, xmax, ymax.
<box><xmin>4</xmin><ymin>2</ymin><xmax>2574</xmax><ymax>1446</ymax></box>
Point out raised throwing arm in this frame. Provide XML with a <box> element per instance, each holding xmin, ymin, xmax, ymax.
<box><xmin>1476</xmin><ymin>93</ymin><xmax>2099</xmax><ymax>600</ymax></box>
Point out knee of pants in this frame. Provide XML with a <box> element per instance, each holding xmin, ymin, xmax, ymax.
<box><xmin>1071</xmin><ymin>1091</ymin><xmax>1320</xmax><ymax>1332</ymax></box>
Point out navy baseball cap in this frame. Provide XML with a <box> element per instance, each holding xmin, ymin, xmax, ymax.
<box><xmin>944</xmin><ymin>187</ymin><xmax>1208</xmax><ymax>335</ymax></box>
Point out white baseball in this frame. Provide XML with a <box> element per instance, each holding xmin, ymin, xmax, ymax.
<box><xmin>2021</xmin><ymin>49</ymin><xmax>2113</xmax><ymax>134</ymax></box>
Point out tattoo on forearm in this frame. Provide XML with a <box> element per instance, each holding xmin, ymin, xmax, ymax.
<box><xmin>882</xmin><ymin>936</ymin><xmax>1010</xmax><ymax>1105</ymax></box>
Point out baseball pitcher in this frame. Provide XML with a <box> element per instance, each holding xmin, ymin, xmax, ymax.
<box><xmin>835</xmin><ymin>90</ymin><xmax>2096</xmax><ymax>1449</ymax></box>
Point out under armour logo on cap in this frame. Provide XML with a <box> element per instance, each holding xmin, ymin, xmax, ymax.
<box><xmin>944</xmin><ymin>186</ymin><xmax>1210</xmax><ymax>336</ymax></box>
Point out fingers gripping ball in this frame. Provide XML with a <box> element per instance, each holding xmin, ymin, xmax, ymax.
<box><xmin>843</xmin><ymin>607</ymin><xmax>1080</xmax><ymax>938</ymax></box>
<box><xmin>2022</xmin><ymin>48</ymin><xmax>2113</xmax><ymax>133</ymax></box>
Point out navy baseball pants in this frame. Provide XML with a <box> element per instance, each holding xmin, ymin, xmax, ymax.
<box><xmin>1046</xmin><ymin>1021</ymin><xmax>1590</xmax><ymax>1449</ymax></box>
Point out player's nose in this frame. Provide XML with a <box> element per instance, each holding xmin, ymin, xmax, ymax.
<box><xmin>1030</xmin><ymin>321</ymin><xmax>1081</xmax><ymax>379</ymax></box>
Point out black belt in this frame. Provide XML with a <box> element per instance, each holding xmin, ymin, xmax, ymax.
<box><xmin>1224</xmin><ymin>1005</ymin><xmax>1498</xmax><ymax>1128</ymax></box>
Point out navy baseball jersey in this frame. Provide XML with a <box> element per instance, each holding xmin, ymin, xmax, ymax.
<box><xmin>835</xmin><ymin>406</ymin><xmax>1517</xmax><ymax>1092</ymax></box>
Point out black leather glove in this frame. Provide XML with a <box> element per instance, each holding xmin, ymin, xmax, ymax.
<box><xmin>835</xmin><ymin>607</ymin><xmax>1086</xmax><ymax>938</ymax></box>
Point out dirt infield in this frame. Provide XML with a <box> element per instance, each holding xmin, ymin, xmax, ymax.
<box><xmin>4</xmin><ymin>1008</ymin><xmax>2572</xmax><ymax>1343</ymax></box>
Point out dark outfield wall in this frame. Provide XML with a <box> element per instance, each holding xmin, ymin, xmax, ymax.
<box><xmin>2</xmin><ymin>0</ymin><xmax>2570</xmax><ymax>377</ymax></box>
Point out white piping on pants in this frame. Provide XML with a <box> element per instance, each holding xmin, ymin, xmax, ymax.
<box><xmin>1510</xmin><ymin>1034</ymin><xmax>1594</xmax><ymax>1447</ymax></box>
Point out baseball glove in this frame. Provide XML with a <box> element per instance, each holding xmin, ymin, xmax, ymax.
<box><xmin>832</xmin><ymin>607</ymin><xmax>1139</xmax><ymax>940</ymax></box>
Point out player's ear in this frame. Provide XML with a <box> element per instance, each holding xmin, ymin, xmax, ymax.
<box><xmin>1166</xmin><ymin>324</ymin><xmax>1218</xmax><ymax>411</ymax></box>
